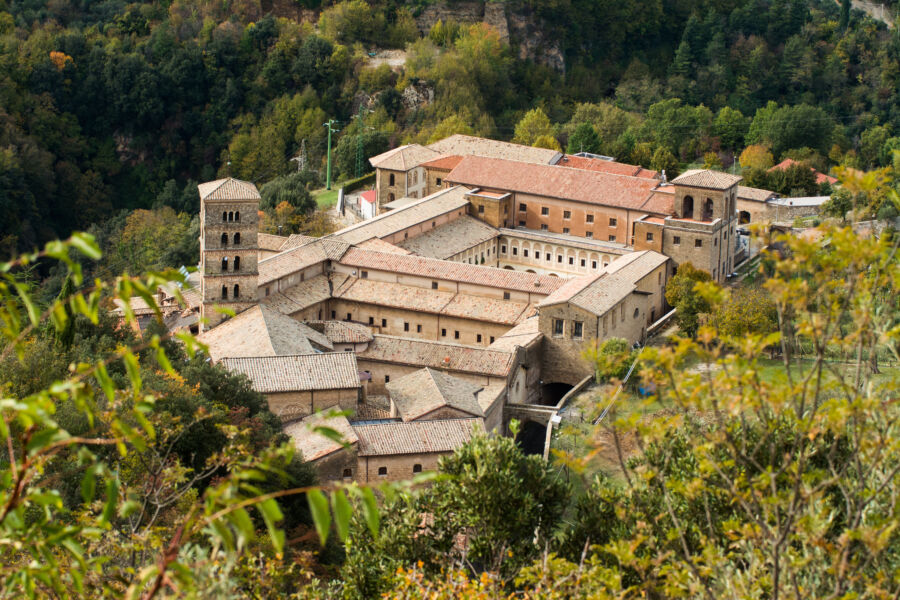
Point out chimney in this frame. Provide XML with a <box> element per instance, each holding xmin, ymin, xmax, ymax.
<box><xmin>661</xmin><ymin>169</ymin><xmax>667</xmax><ymax>183</ymax></box>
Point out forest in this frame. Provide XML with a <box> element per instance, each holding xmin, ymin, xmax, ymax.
<box><xmin>2</xmin><ymin>0</ymin><xmax>900</xmax><ymax>266</ymax></box>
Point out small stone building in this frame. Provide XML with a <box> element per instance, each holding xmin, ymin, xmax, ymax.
<box><xmin>387</xmin><ymin>367</ymin><xmax>485</xmax><ymax>422</ymax></box>
<box><xmin>284</xmin><ymin>413</ymin><xmax>359</xmax><ymax>481</ymax></box>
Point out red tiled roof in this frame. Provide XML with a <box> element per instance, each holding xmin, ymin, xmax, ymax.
<box><xmin>768</xmin><ymin>159</ymin><xmax>838</xmax><ymax>185</ymax></box>
<box><xmin>445</xmin><ymin>156</ymin><xmax>661</xmax><ymax>212</ymax></box>
<box><xmin>421</xmin><ymin>155</ymin><xmax>465</xmax><ymax>170</ymax></box>
<box><xmin>559</xmin><ymin>155</ymin><xmax>659</xmax><ymax>179</ymax></box>
<box><xmin>360</xmin><ymin>190</ymin><xmax>376</xmax><ymax>203</ymax></box>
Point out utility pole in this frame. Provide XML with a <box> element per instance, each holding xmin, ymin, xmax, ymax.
<box><xmin>324</xmin><ymin>119</ymin><xmax>339</xmax><ymax>190</ymax></box>
<box><xmin>355</xmin><ymin>106</ymin><xmax>372</xmax><ymax>179</ymax></box>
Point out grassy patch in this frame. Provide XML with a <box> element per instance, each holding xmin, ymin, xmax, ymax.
<box><xmin>312</xmin><ymin>187</ymin><xmax>339</xmax><ymax>208</ymax></box>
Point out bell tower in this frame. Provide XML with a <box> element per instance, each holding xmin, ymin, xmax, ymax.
<box><xmin>197</xmin><ymin>178</ymin><xmax>260</xmax><ymax>331</ymax></box>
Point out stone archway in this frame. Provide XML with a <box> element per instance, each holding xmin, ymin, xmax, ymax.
<box><xmin>515</xmin><ymin>420</ymin><xmax>547</xmax><ymax>456</ymax></box>
<box><xmin>739</xmin><ymin>210</ymin><xmax>751</xmax><ymax>224</ymax></box>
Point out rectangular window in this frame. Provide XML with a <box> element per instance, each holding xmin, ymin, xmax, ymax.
<box><xmin>417</xmin><ymin>324</ymin><xmax>422</xmax><ymax>333</ymax></box>
<box><xmin>519</xmin><ymin>220</ymin><xmax>526</xmax><ymax>226</ymax></box>
<box><xmin>503</xmin><ymin>291</ymin><xmax>510</xmax><ymax>300</ymax></box>
<box><xmin>563</xmin><ymin>210</ymin><xmax>571</xmax><ymax>219</ymax></box>
<box><xmin>602</xmin><ymin>315</ymin><xmax>608</xmax><ymax>333</ymax></box>
<box><xmin>436</xmin><ymin>177</ymin><xmax>442</xmax><ymax>186</ymax></box>
<box><xmin>490</xmin><ymin>336</ymin><xmax>495</xmax><ymax>343</ymax></box>
<box><xmin>385</xmin><ymin>375</ymin><xmax>390</xmax><ymax>383</ymax></box>
<box><xmin>646</xmin><ymin>232</ymin><xmax>654</xmax><ymax>241</ymax></box>
<box><xmin>404</xmin><ymin>322</ymin><xmax>409</xmax><ymax>332</ymax></box>
<box><xmin>695</xmin><ymin>239</ymin><xmax>703</xmax><ymax>248</ymax></box>
<box><xmin>592</xmin><ymin>260</ymin><xmax>597</xmax><ymax>269</ymax></box>
<box><xmin>541</xmin><ymin>207</ymin><xmax>549</xmax><ymax>216</ymax></box>
<box><xmin>573</xmin><ymin>321</ymin><xmax>583</xmax><ymax>339</ymax></box>
<box><xmin>523</xmin><ymin>249</ymin><xmax>529</xmax><ymax>258</ymax></box>
<box><xmin>265</xmin><ymin>287</ymin><xmax>270</xmax><ymax>297</ymax></box>
<box><xmin>569</xmin><ymin>257</ymin><xmax>574</xmax><ymax>265</ymax></box>
<box><xmin>714</xmin><ymin>237</ymin><xmax>717</xmax><ymax>246</ymax></box>
<box><xmin>580</xmin><ymin>259</ymin><xmax>586</xmax><ymax>267</ymax></box>
<box><xmin>331</xmin><ymin>310</ymin><xmax>336</xmax><ymax>319</ymax></box>
<box><xmin>501</xmin><ymin>245</ymin><xmax>507</xmax><ymax>254</ymax></box>
<box><xmin>477</xmin><ymin>334</ymin><xmax>482</xmax><ymax>343</ymax></box>
<box><xmin>381</xmin><ymin>318</ymin><xmax>387</xmax><ymax>328</ymax></box>
<box><xmin>673</xmin><ymin>236</ymin><xmax>681</xmax><ymax>245</ymax></box>
<box><xmin>346</xmin><ymin>313</ymin><xmax>352</xmax><ymax>321</ymax></box>
<box><xmin>586</xmin><ymin>232</ymin><xmax>593</xmax><ymax>238</ymax></box>
<box><xmin>512</xmin><ymin>247</ymin><xmax>518</xmax><ymax>256</ymax></box>
<box><xmin>432</xmin><ymin>281</ymin><xmax>438</xmax><ymax>289</ymax></box>
<box><xmin>441</xmin><ymin>328</ymin><xmax>447</xmax><ymax>337</ymax></box>
<box><xmin>586</xmin><ymin>214</ymin><xmax>594</xmax><ymax>223</ymax></box>
<box><xmin>546</xmin><ymin>253</ymin><xmax>551</xmax><ymax>260</ymax></box>
<box><xmin>454</xmin><ymin>331</ymin><xmax>460</xmax><ymax>339</ymax></box>
<box><xmin>609</xmin><ymin>235</ymin><xmax>616</xmax><ymax>242</ymax></box>
<box><xmin>621</xmin><ymin>305</ymin><xmax>625</xmax><ymax>322</ymax></box>
<box><xmin>553</xmin><ymin>319</ymin><xmax>564</xmax><ymax>336</ymax></box>
<box><xmin>519</xmin><ymin>203</ymin><xmax>527</xmax><ymax>212</ymax></box>
<box><xmin>563</xmin><ymin>227</ymin><xmax>570</xmax><ymax>234</ymax></box>
<box><xmin>541</xmin><ymin>224</ymin><xmax>549</xmax><ymax>231</ymax></box>
<box><xmin>557</xmin><ymin>255</ymin><xmax>563</xmax><ymax>263</ymax></box>
<box><xmin>609</xmin><ymin>217</ymin><xmax>617</xmax><ymax>227</ymax></box>
<box><xmin>361</xmin><ymin>270</ymin><xmax>368</xmax><ymax>279</ymax></box>
<box><xmin>478</xmin><ymin>205</ymin><xmax>484</xmax><ymax>214</ymax></box>
<box><xmin>368</xmin><ymin>316</ymin><xmax>374</xmax><ymax>325</ymax></box>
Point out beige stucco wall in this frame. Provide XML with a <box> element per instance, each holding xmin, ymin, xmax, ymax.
<box><xmin>357</xmin><ymin>452</ymin><xmax>448</xmax><ymax>483</ymax></box>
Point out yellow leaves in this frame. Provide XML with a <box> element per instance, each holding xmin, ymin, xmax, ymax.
<box><xmin>49</xmin><ymin>50</ymin><xmax>73</xmax><ymax>71</ymax></box>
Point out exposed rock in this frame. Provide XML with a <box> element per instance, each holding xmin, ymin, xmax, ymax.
<box><xmin>483</xmin><ymin>2</ymin><xmax>509</xmax><ymax>41</ymax></box>
<box><xmin>506</xmin><ymin>8</ymin><xmax>565</xmax><ymax>73</ymax></box>
<box><xmin>414</xmin><ymin>1</ymin><xmax>486</xmax><ymax>33</ymax></box>
<box><xmin>401</xmin><ymin>81</ymin><xmax>435</xmax><ymax>110</ymax></box>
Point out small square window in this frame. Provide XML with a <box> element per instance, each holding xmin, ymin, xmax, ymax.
<box><xmin>346</xmin><ymin>313</ymin><xmax>352</xmax><ymax>321</ymax></box>
<box><xmin>478</xmin><ymin>205</ymin><xmax>485</xmax><ymax>214</ymax></box>
<box><xmin>503</xmin><ymin>291</ymin><xmax>510</xmax><ymax>300</ymax></box>
<box><xmin>378</xmin><ymin>466</ymin><xmax>387</xmax><ymax>476</ymax></box>
<box><xmin>609</xmin><ymin>217</ymin><xmax>617</xmax><ymax>227</ymax></box>
<box><xmin>562</xmin><ymin>227</ymin><xmax>570</xmax><ymax>234</ymax></box>
<box><xmin>432</xmin><ymin>281</ymin><xmax>438</xmax><ymax>289</ymax></box>
<box><xmin>609</xmin><ymin>235</ymin><xmax>616</xmax><ymax>242</ymax></box>
<box><xmin>573</xmin><ymin>321</ymin><xmax>583</xmax><ymax>339</ymax></box>
<box><xmin>673</xmin><ymin>236</ymin><xmax>681</xmax><ymax>245</ymax></box>
<box><xmin>586</xmin><ymin>232</ymin><xmax>593</xmax><ymax>238</ymax></box>
<box><xmin>413</xmin><ymin>464</ymin><xmax>422</xmax><ymax>473</ymax></box>
<box><xmin>519</xmin><ymin>220</ymin><xmax>526</xmax><ymax>226</ymax></box>
<box><xmin>519</xmin><ymin>203</ymin><xmax>527</xmax><ymax>212</ymax></box>
<box><xmin>436</xmin><ymin>178</ymin><xmax>442</xmax><ymax>186</ymax></box>
<box><xmin>586</xmin><ymin>214</ymin><xmax>594</xmax><ymax>223</ymax></box>
<box><xmin>541</xmin><ymin>207</ymin><xmax>549</xmax><ymax>216</ymax></box>
<box><xmin>695</xmin><ymin>239</ymin><xmax>703</xmax><ymax>248</ymax></box>
<box><xmin>646</xmin><ymin>232</ymin><xmax>654</xmax><ymax>241</ymax></box>
<box><xmin>563</xmin><ymin>210</ymin><xmax>571</xmax><ymax>219</ymax></box>
<box><xmin>541</xmin><ymin>224</ymin><xmax>549</xmax><ymax>231</ymax></box>
<box><xmin>361</xmin><ymin>270</ymin><xmax>368</xmax><ymax>279</ymax></box>
<box><xmin>441</xmin><ymin>328</ymin><xmax>447</xmax><ymax>337</ymax></box>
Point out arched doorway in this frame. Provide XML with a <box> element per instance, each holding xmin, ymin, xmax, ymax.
<box><xmin>541</xmin><ymin>382</ymin><xmax>573</xmax><ymax>406</ymax></box>
<box><xmin>739</xmin><ymin>210</ymin><xmax>751</xmax><ymax>224</ymax></box>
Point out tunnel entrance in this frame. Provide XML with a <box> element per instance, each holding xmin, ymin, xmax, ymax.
<box><xmin>540</xmin><ymin>382</ymin><xmax>573</xmax><ymax>406</ymax></box>
<box><xmin>515</xmin><ymin>420</ymin><xmax>547</xmax><ymax>456</ymax></box>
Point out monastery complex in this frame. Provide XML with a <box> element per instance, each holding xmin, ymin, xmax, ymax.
<box><xmin>174</xmin><ymin>135</ymin><xmax>806</xmax><ymax>483</ymax></box>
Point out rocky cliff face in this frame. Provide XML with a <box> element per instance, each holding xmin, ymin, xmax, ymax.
<box><xmin>414</xmin><ymin>1</ymin><xmax>564</xmax><ymax>73</ymax></box>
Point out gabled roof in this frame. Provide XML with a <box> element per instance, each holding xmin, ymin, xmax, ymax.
<box><xmin>260</xmin><ymin>273</ymin><xmax>338</xmax><ymax>316</ymax></box>
<box><xmin>768</xmin><ymin>158</ymin><xmax>838</xmax><ymax>185</ymax></box>
<box><xmin>368</xmin><ymin>144</ymin><xmax>441</xmax><ymax>171</ymax></box>
<box><xmin>285</xmin><ymin>413</ymin><xmax>358</xmax><ymax>461</ymax></box>
<box><xmin>397</xmin><ymin>215</ymin><xmax>498</xmax><ymax>259</ymax></box>
<box><xmin>353</xmin><ymin>418</ymin><xmax>482</xmax><ymax>456</ymax></box>
<box><xmin>671</xmin><ymin>170</ymin><xmax>742</xmax><ymax>190</ymax></box>
<box><xmin>387</xmin><ymin>368</ymin><xmax>484</xmax><ymax>421</ymax></box>
<box><xmin>445</xmin><ymin>156</ymin><xmax>662</xmax><ymax>212</ymax></box>
<box><xmin>258</xmin><ymin>238</ymin><xmax>351</xmax><ymax>285</ymax></box>
<box><xmin>221</xmin><ymin>353</ymin><xmax>361</xmax><ymax>393</ymax></box>
<box><xmin>737</xmin><ymin>185</ymin><xmax>778</xmax><ymax>202</ymax></box>
<box><xmin>359</xmin><ymin>335</ymin><xmax>515</xmax><ymax>377</ymax></box>
<box><xmin>305</xmin><ymin>320</ymin><xmax>375</xmax><ymax>344</ymax></box>
<box><xmin>199</xmin><ymin>304</ymin><xmax>332</xmax><ymax>360</ymax></box>
<box><xmin>426</xmin><ymin>134</ymin><xmax>562</xmax><ymax>165</ymax></box>
<box><xmin>198</xmin><ymin>178</ymin><xmax>261</xmax><ymax>201</ymax></box>
<box><xmin>559</xmin><ymin>155</ymin><xmax>659</xmax><ymax>179</ymax></box>
<box><xmin>257</xmin><ymin>233</ymin><xmax>290</xmax><ymax>252</ymax></box>
<box><xmin>420</xmin><ymin>155</ymin><xmax>464</xmax><ymax>171</ymax></box>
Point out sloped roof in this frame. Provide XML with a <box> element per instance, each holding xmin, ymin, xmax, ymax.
<box><xmin>488</xmin><ymin>316</ymin><xmax>542</xmax><ymax>351</ymax></box>
<box><xmin>305</xmin><ymin>320</ymin><xmax>375</xmax><ymax>344</ymax></box>
<box><xmin>426</xmin><ymin>134</ymin><xmax>562</xmax><ymax>165</ymax></box>
<box><xmin>330</xmin><ymin>186</ymin><xmax>470</xmax><ymax>245</ymax></box>
<box><xmin>368</xmin><ymin>144</ymin><xmax>441</xmax><ymax>171</ymax></box>
<box><xmin>671</xmin><ymin>169</ymin><xmax>742</xmax><ymax>190</ymax></box>
<box><xmin>199</xmin><ymin>304</ymin><xmax>329</xmax><ymax>360</ymax></box>
<box><xmin>356</xmin><ymin>238</ymin><xmax>412</xmax><ymax>254</ymax></box>
<box><xmin>353</xmin><ymin>418</ymin><xmax>482</xmax><ymax>456</ymax></box>
<box><xmin>445</xmin><ymin>156</ymin><xmax>661</xmax><ymax>211</ymax></box>
<box><xmin>198</xmin><ymin>178</ymin><xmax>261</xmax><ymax>201</ymax></box>
<box><xmin>221</xmin><ymin>353</ymin><xmax>361</xmax><ymax>393</ymax></box>
<box><xmin>359</xmin><ymin>335</ymin><xmax>514</xmax><ymax>377</ymax></box>
<box><xmin>339</xmin><ymin>247</ymin><xmax>565</xmax><ymax>295</ymax></box>
<box><xmin>258</xmin><ymin>238</ymin><xmax>351</xmax><ymax>285</ymax></box>
<box><xmin>257</xmin><ymin>233</ymin><xmax>290</xmax><ymax>252</ymax></box>
<box><xmin>260</xmin><ymin>273</ymin><xmax>337</xmax><ymax>316</ymax></box>
<box><xmin>360</xmin><ymin>190</ymin><xmax>376</xmax><ymax>204</ymax></box>
<box><xmin>397</xmin><ymin>215</ymin><xmax>499</xmax><ymax>259</ymax></box>
<box><xmin>420</xmin><ymin>155</ymin><xmax>464</xmax><ymax>171</ymax></box>
<box><xmin>768</xmin><ymin>159</ymin><xmax>838</xmax><ymax>185</ymax></box>
<box><xmin>737</xmin><ymin>185</ymin><xmax>778</xmax><ymax>202</ymax></box>
<box><xmin>559</xmin><ymin>155</ymin><xmax>659</xmax><ymax>179</ymax></box>
<box><xmin>284</xmin><ymin>413</ymin><xmax>358</xmax><ymax>461</ymax></box>
<box><xmin>387</xmin><ymin>368</ymin><xmax>484</xmax><ymax>421</ymax></box>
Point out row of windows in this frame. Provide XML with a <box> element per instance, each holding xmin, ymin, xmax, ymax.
<box><xmin>343</xmin><ymin>464</ymin><xmax>423</xmax><ymax>479</ymax></box>
<box><xmin>521</xmin><ymin>203</ymin><xmax>618</xmax><ymax>227</ymax></box>
<box><xmin>220</xmin><ymin>256</ymin><xmax>241</xmax><ymax>272</ymax></box>
<box><xmin>221</xmin><ymin>284</ymin><xmax>240</xmax><ymax>299</ymax></box>
<box><xmin>501</xmin><ymin>245</ymin><xmax>610</xmax><ymax>270</ymax></box>
<box><xmin>222</xmin><ymin>211</ymin><xmax>241</xmax><ymax>222</ymax></box>
<box><xmin>330</xmin><ymin>309</ymin><xmax>497</xmax><ymax>345</ymax></box>
<box><xmin>516</xmin><ymin>221</ymin><xmax>615</xmax><ymax>241</ymax></box>
<box><xmin>552</xmin><ymin>318</ymin><xmax>584</xmax><ymax>339</ymax></box>
<box><xmin>220</xmin><ymin>232</ymin><xmax>241</xmax><ymax>245</ymax></box>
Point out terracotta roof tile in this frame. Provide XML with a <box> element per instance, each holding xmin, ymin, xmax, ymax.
<box><xmin>737</xmin><ymin>185</ymin><xmax>777</xmax><ymax>202</ymax></box>
<box><xmin>198</xmin><ymin>178</ymin><xmax>261</xmax><ymax>201</ymax></box>
<box><xmin>397</xmin><ymin>216</ymin><xmax>498</xmax><ymax>259</ymax></box>
<box><xmin>359</xmin><ymin>335</ymin><xmax>514</xmax><ymax>377</ymax></box>
<box><xmin>387</xmin><ymin>368</ymin><xmax>484</xmax><ymax>421</ymax></box>
<box><xmin>199</xmin><ymin>304</ymin><xmax>326</xmax><ymax>360</ymax></box>
<box><xmin>368</xmin><ymin>144</ymin><xmax>441</xmax><ymax>171</ymax></box>
<box><xmin>420</xmin><ymin>155</ymin><xmax>464</xmax><ymax>170</ymax></box>
<box><xmin>559</xmin><ymin>155</ymin><xmax>659</xmax><ymax>179</ymax></box>
<box><xmin>671</xmin><ymin>169</ymin><xmax>742</xmax><ymax>190</ymax></box>
<box><xmin>488</xmin><ymin>316</ymin><xmax>542</xmax><ymax>351</ymax></box>
<box><xmin>258</xmin><ymin>238</ymin><xmax>350</xmax><ymax>285</ymax></box>
<box><xmin>335</xmin><ymin>278</ymin><xmax>455</xmax><ymax>313</ymax></box>
<box><xmin>305</xmin><ymin>320</ymin><xmax>375</xmax><ymax>344</ymax></box>
<box><xmin>221</xmin><ymin>353</ymin><xmax>361</xmax><ymax>393</ymax></box>
<box><xmin>260</xmin><ymin>274</ymin><xmax>336</xmax><ymax>316</ymax></box>
<box><xmin>769</xmin><ymin>159</ymin><xmax>838</xmax><ymax>185</ymax></box>
<box><xmin>353</xmin><ymin>418</ymin><xmax>482</xmax><ymax>456</ymax></box>
<box><xmin>445</xmin><ymin>156</ymin><xmax>661</xmax><ymax>211</ymax></box>
<box><xmin>257</xmin><ymin>233</ymin><xmax>290</xmax><ymax>252</ymax></box>
<box><xmin>426</xmin><ymin>134</ymin><xmax>561</xmax><ymax>165</ymax></box>
<box><xmin>285</xmin><ymin>413</ymin><xmax>358</xmax><ymax>461</ymax></box>
<box><xmin>356</xmin><ymin>238</ymin><xmax>412</xmax><ymax>254</ymax></box>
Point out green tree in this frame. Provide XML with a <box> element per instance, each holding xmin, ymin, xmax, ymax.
<box><xmin>583</xmin><ymin>337</ymin><xmax>635</xmax><ymax>382</ymax></box>
<box><xmin>566</xmin><ymin>122</ymin><xmax>603</xmax><ymax>154</ymax></box>
<box><xmin>650</xmin><ymin>146</ymin><xmax>679</xmax><ymax>178</ymax></box>
<box><xmin>513</xmin><ymin>107</ymin><xmax>555</xmax><ymax>147</ymax></box>
<box><xmin>664</xmin><ymin>262</ymin><xmax>713</xmax><ymax>337</ymax></box>
<box><xmin>711</xmin><ymin>286</ymin><xmax>778</xmax><ymax>338</ymax></box>
<box><xmin>713</xmin><ymin>106</ymin><xmax>750</xmax><ymax>150</ymax></box>
<box><xmin>260</xmin><ymin>171</ymin><xmax>316</xmax><ymax>214</ymax></box>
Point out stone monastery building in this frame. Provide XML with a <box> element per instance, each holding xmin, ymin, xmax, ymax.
<box><xmin>192</xmin><ymin>134</ymin><xmax>775</xmax><ymax>483</ymax></box>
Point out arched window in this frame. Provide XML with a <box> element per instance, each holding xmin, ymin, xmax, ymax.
<box><xmin>739</xmin><ymin>211</ymin><xmax>751</xmax><ymax>225</ymax></box>
<box><xmin>388</xmin><ymin>173</ymin><xmax>395</xmax><ymax>186</ymax></box>
<box><xmin>633</xmin><ymin>308</ymin><xmax>640</xmax><ymax>319</ymax></box>
<box><xmin>413</xmin><ymin>464</ymin><xmax>422</xmax><ymax>474</ymax></box>
<box><xmin>378</xmin><ymin>466</ymin><xmax>387</xmax><ymax>477</ymax></box>
<box><xmin>221</xmin><ymin>233</ymin><xmax>228</xmax><ymax>246</ymax></box>
<box><xmin>233</xmin><ymin>232</ymin><xmax>240</xmax><ymax>245</ymax></box>
<box><xmin>221</xmin><ymin>257</ymin><xmax>228</xmax><ymax>272</ymax></box>
<box><xmin>388</xmin><ymin>192</ymin><xmax>395</xmax><ymax>203</ymax></box>
<box><xmin>222</xmin><ymin>211</ymin><xmax>227</xmax><ymax>222</ymax></box>
<box><xmin>228</xmin><ymin>211</ymin><xmax>233</xmax><ymax>222</ymax></box>
<box><xmin>233</xmin><ymin>256</ymin><xmax>240</xmax><ymax>271</ymax></box>
<box><xmin>234</xmin><ymin>211</ymin><xmax>240</xmax><ymax>222</ymax></box>
<box><xmin>683</xmin><ymin>195</ymin><xmax>694</xmax><ymax>219</ymax></box>
<box><xmin>233</xmin><ymin>284</ymin><xmax>239</xmax><ymax>298</ymax></box>
<box><xmin>221</xmin><ymin>285</ymin><xmax>227</xmax><ymax>299</ymax></box>
<box><xmin>342</xmin><ymin>468</ymin><xmax>352</xmax><ymax>480</ymax></box>
<box><xmin>703</xmin><ymin>198</ymin><xmax>714</xmax><ymax>221</ymax></box>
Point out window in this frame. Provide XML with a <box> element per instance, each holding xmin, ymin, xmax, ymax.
<box><xmin>609</xmin><ymin>217</ymin><xmax>617</xmax><ymax>227</ymax></box>
<box><xmin>233</xmin><ymin>284</ymin><xmax>239</xmax><ymax>298</ymax></box>
<box><xmin>233</xmin><ymin>232</ymin><xmax>240</xmax><ymax>245</ymax></box>
<box><xmin>501</xmin><ymin>245</ymin><xmax>507</xmax><ymax>254</ymax></box>
<box><xmin>563</xmin><ymin>227</ymin><xmax>570</xmax><ymax>234</ymax></box>
<box><xmin>541</xmin><ymin>207</ymin><xmax>549</xmax><ymax>216</ymax></box>
<box><xmin>503</xmin><ymin>291</ymin><xmax>510</xmax><ymax>300</ymax></box>
<box><xmin>378</xmin><ymin>466</ymin><xmax>387</xmax><ymax>477</ymax></box>
<box><xmin>580</xmin><ymin>259</ymin><xmax>586</xmax><ymax>267</ymax></box>
<box><xmin>523</xmin><ymin>249</ymin><xmax>529</xmax><ymax>258</ymax></box>
<box><xmin>586</xmin><ymin>232</ymin><xmax>593</xmax><ymax>238</ymax></box>
<box><xmin>683</xmin><ymin>195</ymin><xmax>694</xmax><ymax>218</ymax></box>
<box><xmin>384</xmin><ymin>375</ymin><xmax>390</xmax><ymax>383</ymax></box>
<box><xmin>519</xmin><ymin>203</ymin><xmax>527</xmax><ymax>212</ymax></box>
<box><xmin>592</xmin><ymin>261</ymin><xmax>597</xmax><ymax>269</ymax></box>
<box><xmin>633</xmin><ymin>308</ymin><xmax>640</xmax><ymax>319</ymax></box>
<box><xmin>646</xmin><ymin>232</ymin><xmax>654</xmax><ymax>241</ymax></box>
<box><xmin>478</xmin><ymin>204</ymin><xmax>485</xmax><ymax>214</ymax></box>
<box><xmin>221</xmin><ymin>233</ymin><xmax>228</xmax><ymax>246</ymax></box>
<box><xmin>222</xmin><ymin>211</ymin><xmax>227</xmax><ymax>222</ymax></box>
<box><xmin>695</xmin><ymin>239</ymin><xmax>703</xmax><ymax>248</ymax></box>
<box><xmin>658</xmin><ymin>272</ymin><xmax>662</xmax><ymax>284</ymax></box>
<box><xmin>432</xmin><ymin>221</ymin><xmax>436</xmax><ymax>228</ymax></box>
<box><xmin>518</xmin><ymin>220</ymin><xmax>526</xmax><ymax>227</ymax></box>
<box><xmin>404</xmin><ymin>322</ymin><xmax>409</xmax><ymax>332</ymax></box>
<box><xmin>557</xmin><ymin>255</ymin><xmax>562</xmax><ymax>263</ymax></box>
<box><xmin>436</xmin><ymin>177</ymin><xmax>442</xmax><ymax>186</ymax></box>
<box><xmin>545</xmin><ymin>253</ymin><xmax>551</xmax><ymax>260</ymax></box>
<box><xmin>490</xmin><ymin>336</ymin><xmax>495</xmax><ymax>343</ymax></box>
<box><xmin>265</xmin><ymin>287</ymin><xmax>270</xmax><ymax>297</ymax></box>
<box><xmin>369</xmin><ymin>316</ymin><xmax>374</xmax><ymax>325</ymax></box>
<box><xmin>221</xmin><ymin>257</ymin><xmax>228</xmax><ymax>271</ymax></box>
<box><xmin>234</xmin><ymin>256</ymin><xmax>241</xmax><ymax>271</ymax></box>
<box><xmin>221</xmin><ymin>285</ymin><xmax>227</xmax><ymax>299</ymax></box>
<box><xmin>432</xmin><ymin>281</ymin><xmax>438</xmax><ymax>289</ymax></box>
<box><xmin>343</xmin><ymin>313</ymin><xmax>350</xmax><ymax>321</ymax></box>
<box><xmin>512</xmin><ymin>247</ymin><xmax>518</xmax><ymax>256</ymax></box>
<box><xmin>609</xmin><ymin>235</ymin><xmax>616</xmax><ymax>242</ymax></box>
<box><xmin>573</xmin><ymin>321</ymin><xmax>583</xmax><ymax>339</ymax></box>
<box><xmin>568</xmin><ymin>257</ymin><xmax>574</xmax><ymax>265</ymax></box>
<box><xmin>413</xmin><ymin>464</ymin><xmax>422</xmax><ymax>474</ymax></box>
<box><xmin>586</xmin><ymin>214</ymin><xmax>594</xmax><ymax>223</ymax></box>
<box><xmin>441</xmin><ymin>328</ymin><xmax>447</xmax><ymax>337</ymax></box>
<box><xmin>330</xmin><ymin>310</ymin><xmax>336</xmax><ymax>319</ymax></box>
<box><xmin>553</xmin><ymin>319</ymin><xmax>564</xmax><ymax>336</ymax></box>
<box><xmin>621</xmin><ymin>305</ymin><xmax>625</xmax><ymax>322</ymax></box>
<box><xmin>417</xmin><ymin>324</ymin><xmax>422</xmax><ymax>333</ymax></box>
<box><xmin>563</xmin><ymin>210</ymin><xmax>571</xmax><ymax>219</ymax></box>
<box><xmin>361</xmin><ymin>270</ymin><xmax>368</xmax><ymax>279</ymax></box>
<box><xmin>541</xmin><ymin>224</ymin><xmax>549</xmax><ymax>231</ymax></box>
<box><xmin>714</xmin><ymin>237</ymin><xmax>717</xmax><ymax>246</ymax></box>
<box><xmin>673</xmin><ymin>236</ymin><xmax>681</xmax><ymax>245</ymax></box>
<box><xmin>343</xmin><ymin>468</ymin><xmax>352</xmax><ymax>479</ymax></box>
<box><xmin>389</xmin><ymin>174</ymin><xmax>395</xmax><ymax>186</ymax></box>
<box><xmin>381</xmin><ymin>318</ymin><xmax>387</xmax><ymax>328</ymax></box>
<box><xmin>235</xmin><ymin>212</ymin><xmax>240</xmax><ymax>222</ymax></box>
<box><xmin>477</xmin><ymin>334</ymin><xmax>482</xmax><ymax>343</ymax></box>
<box><xmin>454</xmin><ymin>331</ymin><xmax>460</xmax><ymax>339</ymax></box>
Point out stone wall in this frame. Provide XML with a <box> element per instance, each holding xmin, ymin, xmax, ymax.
<box><xmin>357</xmin><ymin>452</ymin><xmax>447</xmax><ymax>483</ymax></box>
<box><xmin>265</xmin><ymin>388</ymin><xmax>359</xmax><ymax>422</ymax></box>
<box><xmin>358</xmin><ymin>359</ymin><xmax>502</xmax><ymax>395</ymax></box>
<box><xmin>312</xmin><ymin>446</ymin><xmax>359</xmax><ymax>482</ymax></box>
